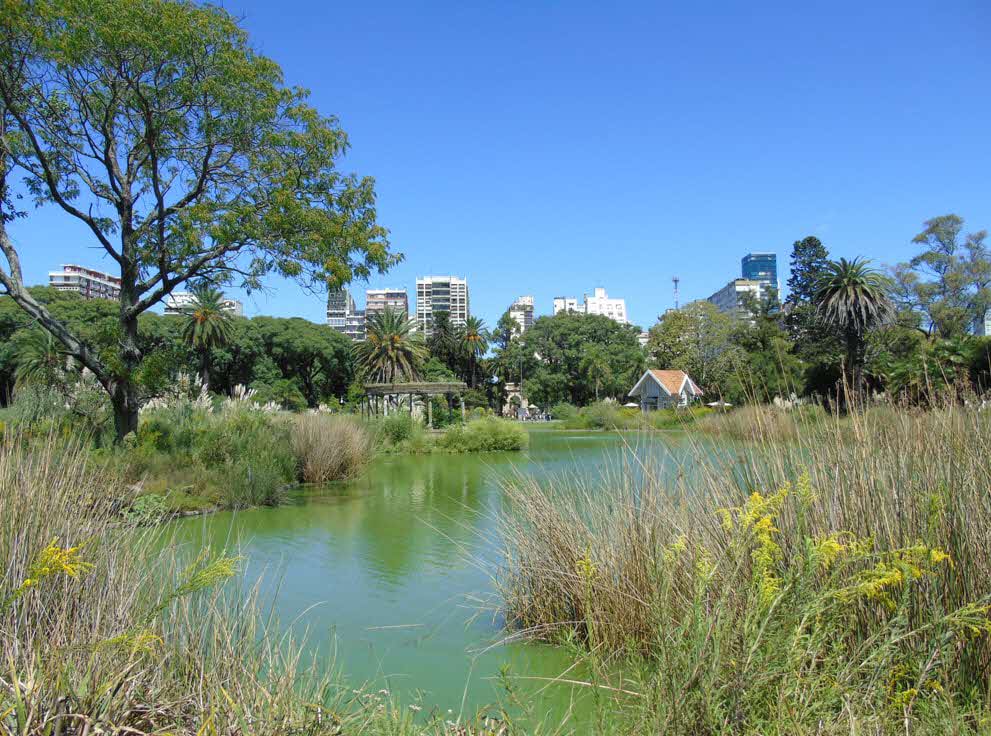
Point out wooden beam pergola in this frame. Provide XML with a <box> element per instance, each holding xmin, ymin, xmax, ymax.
<box><xmin>362</xmin><ymin>381</ymin><xmax>469</xmax><ymax>427</ymax></box>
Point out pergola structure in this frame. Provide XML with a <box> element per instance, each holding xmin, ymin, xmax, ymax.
<box><xmin>362</xmin><ymin>381</ymin><xmax>469</xmax><ymax>428</ymax></box>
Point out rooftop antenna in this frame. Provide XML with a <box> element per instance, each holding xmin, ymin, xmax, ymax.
<box><xmin>672</xmin><ymin>276</ymin><xmax>680</xmax><ymax>310</ymax></box>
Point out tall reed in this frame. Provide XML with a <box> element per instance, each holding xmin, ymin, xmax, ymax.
<box><xmin>499</xmin><ymin>404</ymin><xmax>991</xmax><ymax>733</ymax></box>
<box><xmin>290</xmin><ymin>413</ymin><xmax>374</xmax><ymax>483</ymax></box>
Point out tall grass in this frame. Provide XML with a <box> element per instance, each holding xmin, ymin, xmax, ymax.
<box><xmin>291</xmin><ymin>413</ymin><xmax>373</xmax><ymax>483</ymax></box>
<box><xmin>0</xmin><ymin>436</ymin><xmax>319</xmax><ymax>733</ymax></box>
<box><xmin>0</xmin><ymin>433</ymin><xmax>521</xmax><ymax>735</ymax></box>
<box><xmin>499</xmin><ymin>404</ymin><xmax>991</xmax><ymax>733</ymax></box>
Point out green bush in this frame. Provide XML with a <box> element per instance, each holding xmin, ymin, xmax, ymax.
<box><xmin>122</xmin><ymin>406</ymin><xmax>297</xmax><ymax>510</ymax></box>
<box><xmin>549</xmin><ymin>402</ymin><xmax>579</xmax><ymax>421</ymax></box>
<box><xmin>380</xmin><ymin>412</ymin><xmax>415</xmax><ymax>444</ymax></box>
<box><xmin>437</xmin><ymin>418</ymin><xmax>528</xmax><ymax>453</ymax></box>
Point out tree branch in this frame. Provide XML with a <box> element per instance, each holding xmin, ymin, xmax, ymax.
<box><xmin>0</xmin><ymin>222</ymin><xmax>114</xmax><ymax>390</ymax></box>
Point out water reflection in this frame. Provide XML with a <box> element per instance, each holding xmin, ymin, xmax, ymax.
<box><xmin>175</xmin><ymin>429</ymin><xmax>735</xmax><ymax>716</ymax></box>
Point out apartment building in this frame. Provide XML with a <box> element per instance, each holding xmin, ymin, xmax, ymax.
<box><xmin>742</xmin><ymin>252</ymin><xmax>778</xmax><ymax>292</ymax></box>
<box><xmin>553</xmin><ymin>288</ymin><xmax>628</xmax><ymax>324</ymax></box>
<box><xmin>706</xmin><ymin>278</ymin><xmax>764</xmax><ymax>319</ymax></box>
<box><xmin>163</xmin><ymin>291</ymin><xmax>243</xmax><ymax>317</ymax></box>
<box><xmin>583</xmin><ymin>287</ymin><xmax>628</xmax><ymax>324</ymax></box>
<box><xmin>326</xmin><ymin>287</ymin><xmax>366</xmax><ymax>341</ymax></box>
<box><xmin>552</xmin><ymin>297</ymin><xmax>580</xmax><ymax>315</ymax></box>
<box><xmin>365</xmin><ymin>288</ymin><xmax>409</xmax><ymax>318</ymax></box>
<box><xmin>508</xmin><ymin>295</ymin><xmax>535</xmax><ymax>332</ymax></box>
<box><xmin>415</xmin><ymin>276</ymin><xmax>469</xmax><ymax>336</ymax></box>
<box><xmin>48</xmin><ymin>264</ymin><xmax>121</xmax><ymax>301</ymax></box>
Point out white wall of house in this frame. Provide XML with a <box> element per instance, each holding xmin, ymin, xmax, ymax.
<box><xmin>632</xmin><ymin>374</ymin><xmax>696</xmax><ymax>410</ymax></box>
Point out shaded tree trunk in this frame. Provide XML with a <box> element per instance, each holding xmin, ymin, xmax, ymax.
<box><xmin>111</xmin><ymin>378</ymin><xmax>140</xmax><ymax>440</ymax></box>
<box><xmin>114</xmin><ymin>253</ymin><xmax>144</xmax><ymax>442</ymax></box>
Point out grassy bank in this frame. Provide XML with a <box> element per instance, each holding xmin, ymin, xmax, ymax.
<box><xmin>106</xmin><ymin>406</ymin><xmax>374</xmax><ymax>516</ymax></box>
<box><xmin>371</xmin><ymin>413</ymin><xmax>528</xmax><ymax>454</ymax></box>
<box><xmin>499</xmin><ymin>404</ymin><xmax>991</xmax><ymax>733</ymax></box>
<box><xmin>552</xmin><ymin>400</ymin><xmax>715</xmax><ymax>430</ymax></box>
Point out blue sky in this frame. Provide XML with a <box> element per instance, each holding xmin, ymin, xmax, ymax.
<box><xmin>7</xmin><ymin>0</ymin><xmax>990</xmax><ymax>328</ymax></box>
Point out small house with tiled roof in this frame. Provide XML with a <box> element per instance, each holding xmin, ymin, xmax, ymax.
<box><xmin>628</xmin><ymin>369</ymin><xmax>704</xmax><ymax>410</ymax></box>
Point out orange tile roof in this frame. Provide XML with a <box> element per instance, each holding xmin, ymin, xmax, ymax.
<box><xmin>649</xmin><ymin>369</ymin><xmax>702</xmax><ymax>396</ymax></box>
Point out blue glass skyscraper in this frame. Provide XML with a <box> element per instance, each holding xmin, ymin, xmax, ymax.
<box><xmin>741</xmin><ymin>252</ymin><xmax>777</xmax><ymax>290</ymax></box>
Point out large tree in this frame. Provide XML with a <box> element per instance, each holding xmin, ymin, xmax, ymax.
<box><xmin>646</xmin><ymin>301</ymin><xmax>743</xmax><ymax>400</ymax></box>
<box><xmin>891</xmin><ymin>215</ymin><xmax>991</xmax><ymax>339</ymax></box>
<box><xmin>516</xmin><ymin>312</ymin><xmax>644</xmax><ymax>407</ymax></box>
<box><xmin>356</xmin><ymin>309</ymin><xmax>427</xmax><ymax>383</ymax></box>
<box><xmin>0</xmin><ymin>0</ymin><xmax>397</xmax><ymax>439</ymax></box>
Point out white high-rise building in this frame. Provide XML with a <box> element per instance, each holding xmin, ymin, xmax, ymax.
<box><xmin>706</xmin><ymin>279</ymin><xmax>764</xmax><ymax>319</ymax></box>
<box><xmin>553</xmin><ymin>297</ymin><xmax>579</xmax><ymax>315</ymax></box>
<box><xmin>326</xmin><ymin>287</ymin><xmax>365</xmax><ymax>341</ymax></box>
<box><xmin>583</xmin><ymin>287</ymin><xmax>628</xmax><ymax>324</ymax></box>
<box><xmin>416</xmin><ymin>276</ymin><xmax>469</xmax><ymax>337</ymax></box>
<box><xmin>974</xmin><ymin>309</ymin><xmax>991</xmax><ymax>337</ymax></box>
<box><xmin>508</xmin><ymin>295</ymin><xmax>535</xmax><ymax>332</ymax></box>
<box><xmin>553</xmin><ymin>289</ymin><xmax>628</xmax><ymax>324</ymax></box>
<box><xmin>164</xmin><ymin>291</ymin><xmax>243</xmax><ymax>317</ymax></box>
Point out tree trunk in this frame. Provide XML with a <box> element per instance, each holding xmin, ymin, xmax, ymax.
<box><xmin>115</xmin><ymin>254</ymin><xmax>143</xmax><ymax>443</ymax></box>
<box><xmin>111</xmin><ymin>379</ymin><xmax>140</xmax><ymax>439</ymax></box>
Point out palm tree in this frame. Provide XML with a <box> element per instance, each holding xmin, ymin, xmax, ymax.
<box><xmin>181</xmin><ymin>286</ymin><xmax>233</xmax><ymax>390</ymax></box>
<box><xmin>428</xmin><ymin>310</ymin><xmax>457</xmax><ymax>371</ymax></box>
<box><xmin>356</xmin><ymin>309</ymin><xmax>428</xmax><ymax>383</ymax></box>
<box><xmin>580</xmin><ymin>346</ymin><xmax>613</xmax><ymax>402</ymax></box>
<box><xmin>814</xmin><ymin>257</ymin><xmax>893</xmax><ymax>396</ymax></box>
<box><xmin>14</xmin><ymin>329</ymin><xmax>69</xmax><ymax>387</ymax></box>
<box><xmin>459</xmin><ymin>316</ymin><xmax>489</xmax><ymax>387</ymax></box>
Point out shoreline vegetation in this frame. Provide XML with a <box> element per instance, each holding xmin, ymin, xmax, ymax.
<box><xmin>3</xmin><ymin>398</ymin><xmax>991</xmax><ymax>733</ymax></box>
<box><xmin>0</xmin><ymin>381</ymin><xmax>530</xmax><ymax>522</ymax></box>
<box><xmin>498</xmin><ymin>401</ymin><xmax>991</xmax><ymax>734</ymax></box>
<box><xmin>0</xmin><ymin>435</ymin><xmax>524</xmax><ymax>735</ymax></box>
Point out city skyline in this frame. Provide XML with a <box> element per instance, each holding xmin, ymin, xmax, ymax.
<box><xmin>9</xmin><ymin>1</ymin><xmax>989</xmax><ymax>330</ymax></box>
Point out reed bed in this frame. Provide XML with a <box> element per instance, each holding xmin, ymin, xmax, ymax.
<box><xmin>291</xmin><ymin>413</ymin><xmax>374</xmax><ymax>483</ymax></box>
<box><xmin>498</xmin><ymin>405</ymin><xmax>991</xmax><ymax>733</ymax></box>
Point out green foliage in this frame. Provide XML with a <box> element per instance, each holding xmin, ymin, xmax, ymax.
<box><xmin>814</xmin><ymin>257</ymin><xmax>895</xmax><ymax>394</ymax></box>
<box><xmin>180</xmin><ymin>285</ymin><xmax>234</xmax><ymax>387</ymax></box>
<box><xmin>892</xmin><ymin>214</ymin><xmax>991</xmax><ymax>339</ymax></box>
<box><xmin>558</xmin><ymin>401</ymin><xmax>712</xmax><ymax>430</ymax></box>
<box><xmin>548</xmin><ymin>402</ymin><xmax>579</xmax><ymax>421</ymax></box>
<box><xmin>501</xmin><ymin>312</ymin><xmax>644</xmax><ymax>408</ymax></box>
<box><xmin>0</xmin><ymin>0</ymin><xmax>397</xmax><ymax>439</ymax></box>
<box><xmin>355</xmin><ymin>309</ymin><xmax>426</xmax><ymax>382</ymax></box>
<box><xmin>251</xmin><ymin>378</ymin><xmax>307</xmax><ymax>411</ymax></box>
<box><xmin>502</xmin><ymin>407</ymin><xmax>991</xmax><ymax>732</ymax></box>
<box><xmin>647</xmin><ymin>301</ymin><xmax>743</xmax><ymax>400</ymax></box>
<box><xmin>459</xmin><ymin>316</ymin><xmax>489</xmax><ymax>388</ymax></box>
<box><xmin>436</xmin><ymin>417</ymin><xmax>528</xmax><ymax>453</ymax></box>
<box><xmin>379</xmin><ymin>412</ymin><xmax>416</xmax><ymax>444</ymax></box>
<box><xmin>120</xmin><ymin>406</ymin><xmax>298</xmax><ymax>509</ymax></box>
<box><xmin>124</xmin><ymin>493</ymin><xmax>171</xmax><ymax>525</ymax></box>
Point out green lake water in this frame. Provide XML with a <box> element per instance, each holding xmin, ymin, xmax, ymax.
<box><xmin>174</xmin><ymin>428</ymin><xmax>744</xmax><ymax>723</ymax></box>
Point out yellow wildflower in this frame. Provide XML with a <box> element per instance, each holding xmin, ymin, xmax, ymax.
<box><xmin>575</xmin><ymin>552</ymin><xmax>597</xmax><ymax>582</ymax></box>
